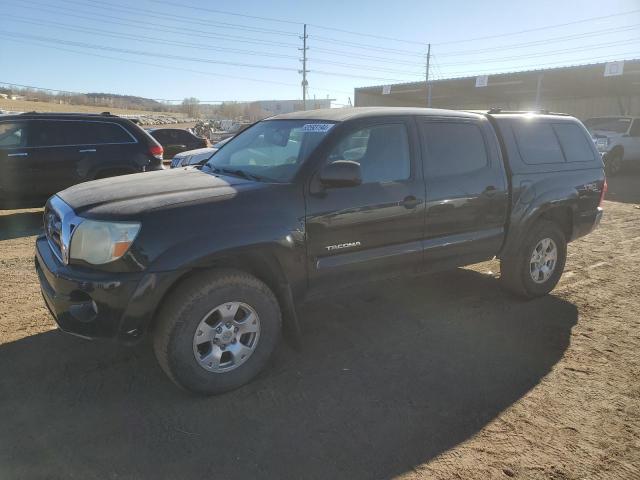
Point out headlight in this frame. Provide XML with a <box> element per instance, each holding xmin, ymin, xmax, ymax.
<box><xmin>70</xmin><ymin>219</ymin><xmax>141</xmax><ymax>265</ymax></box>
<box><xmin>595</xmin><ymin>138</ymin><xmax>609</xmax><ymax>150</ymax></box>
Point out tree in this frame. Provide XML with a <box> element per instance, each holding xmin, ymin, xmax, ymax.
<box><xmin>182</xmin><ymin>97</ymin><xmax>200</xmax><ymax>118</ymax></box>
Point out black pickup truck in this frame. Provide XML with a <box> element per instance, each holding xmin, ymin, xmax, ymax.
<box><xmin>35</xmin><ymin>108</ymin><xmax>605</xmax><ymax>394</ymax></box>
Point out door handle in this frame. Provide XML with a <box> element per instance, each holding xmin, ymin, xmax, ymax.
<box><xmin>401</xmin><ymin>195</ymin><xmax>420</xmax><ymax>209</ymax></box>
<box><xmin>79</xmin><ymin>149</ymin><xmax>97</xmax><ymax>153</ymax></box>
<box><xmin>8</xmin><ymin>152</ymin><xmax>28</xmax><ymax>157</ymax></box>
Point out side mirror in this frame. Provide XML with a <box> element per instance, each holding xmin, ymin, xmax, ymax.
<box><xmin>319</xmin><ymin>160</ymin><xmax>362</xmax><ymax>188</ymax></box>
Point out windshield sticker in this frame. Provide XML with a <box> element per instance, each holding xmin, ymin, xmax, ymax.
<box><xmin>301</xmin><ymin>123</ymin><xmax>334</xmax><ymax>133</ymax></box>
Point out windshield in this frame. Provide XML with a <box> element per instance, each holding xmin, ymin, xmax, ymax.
<box><xmin>583</xmin><ymin>117</ymin><xmax>631</xmax><ymax>134</ymax></box>
<box><xmin>204</xmin><ymin>120</ymin><xmax>335</xmax><ymax>182</ymax></box>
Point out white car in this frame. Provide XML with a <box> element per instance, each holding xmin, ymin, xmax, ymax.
<box><xmin>169</xmin><ymin>137</ymin><xmax>233</xmax><ymax>168</ymax></box>
<box><xmin>584</xmin><ymin>116</ymin><xmax>640</xmax><ymax>175</ymax></box>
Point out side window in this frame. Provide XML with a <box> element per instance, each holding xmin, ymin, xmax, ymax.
<box><xmin>64</xmin><ymin>122</ymin><xmax>134</xmax><ymax>145</ymax></box>
<box><xmin>552</xmin><ymin>123</ymin><xmax>596</xmax><ymax>162</ymax></box>
<box><xmin>176</xmin><ymin>130</ymin><xmax>194</xmax><ymax>143</ymax></box>
<box><xmin>328</xmin><ymin>124</ymin><xmax>410</xmax><ymax>183</ymax></box>
<box><xmin>29</xmin><ymin>120</ymin><xmax>67</xmax><ymax>147</ymax></box>
<box><xmin>420</xmin><ymin>122</ymin><xmax>488</xmax><ymax>176</ymax></box>
<box><xmin>0</xmin><ymin>121</ymin><xmax>28</xmax><ymax>148</ymax></box>
<box><xmin>513</xmin><ymin>121</ymin><xmax>565</xmax><ymax>164</ymax></box>
<box><xmin>151</xmin><ymin>130</ymin><xmax>168</xmax><ymax>144</ymax></box>
<box><xmin>629</xmin><ymin>119</ymin><xmax>640</xmax><ymax>137</ymax></box>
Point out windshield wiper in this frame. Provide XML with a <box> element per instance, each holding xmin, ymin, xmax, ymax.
<box><xmin>210</xmin><ymin>167</ymin><xmax>267</xmax><ymax>182</ymax></box>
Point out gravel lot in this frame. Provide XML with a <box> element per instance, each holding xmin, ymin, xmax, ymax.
<box><xmin>0</xmin><ymin>175</ymin><xmax>638</xmax><ymax>479</ymax></box>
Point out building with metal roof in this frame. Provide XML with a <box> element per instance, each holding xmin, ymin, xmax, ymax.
<box><xmin>354</xmin><ymin>59</ymin><xmax>640</xmax><ymax>119</ymax></box>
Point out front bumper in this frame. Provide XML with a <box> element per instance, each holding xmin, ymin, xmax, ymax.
<box><xmin>35</xmin><ymin>235</ymin><xmax>181</xmax><ymax>343</ymax></box>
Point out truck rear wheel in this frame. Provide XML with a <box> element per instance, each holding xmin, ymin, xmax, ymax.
<box><xmin>500</xmin><ymin>220</ymin><xmax>567</xmax><ymax>298</ymax></box>
<box><xmin>153</xmin><ymin>269</ymin><xmax>281</xmax><ymax>395</ymax></box>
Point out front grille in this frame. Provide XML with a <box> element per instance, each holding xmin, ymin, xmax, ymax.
<box><xmin>44</xmin><ymin>205</ymin><xmax>63</xmax><ymax>261</ymax></box>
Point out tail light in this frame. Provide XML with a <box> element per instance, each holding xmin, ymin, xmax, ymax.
<box><xmin>599</xmin><ymin>177</ymin><xmax>607</xmax><ymax>207</ymax></box>
<box><xmin>149</xmin><ymin>144</ymin><xmax>163</xmax><ymax>160</ymax></box>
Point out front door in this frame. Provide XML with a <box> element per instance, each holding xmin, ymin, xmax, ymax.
<box><xmin>305</xmin><ymin>118</ymin><xmax>425</xmax><ymax>294</ymax></box>
<box><xmin>418</xmin><ymin>119</ymin><xmax>508</xmax><ymax>267</ymax></box>
<box><xmin>0</xmin><ymin>120</ymin><xmax>31</xmax><ymax>207</ymax></box>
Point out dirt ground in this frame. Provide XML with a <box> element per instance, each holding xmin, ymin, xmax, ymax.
<box><xmin>0</xmin><ymin>176</ymin><xmax>638</xmax><ymax>479</ymax></box>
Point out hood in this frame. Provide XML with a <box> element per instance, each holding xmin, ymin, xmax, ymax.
<box><xmin>590</xmin><ymin>130</ymin><xmax>624</xmax><ymax>139</ymax></box>
<box><xmin>173</xmin><ymin>147</ymin><xmax>217</xmax><ymax>159</ymax></box>
<box><xmin>57</xmin><ymin>168</ymin><xmax>259</xmax><ymax>218</ymax></box>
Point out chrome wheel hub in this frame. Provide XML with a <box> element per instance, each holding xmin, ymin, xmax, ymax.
<box><xmin>192</xmin><ymin>302</ymin><xmax>260</xmax><ymax>373</ymax></box>
<box><xmin>529</xmin><ymin>238</ymin><xmax>558</xmax><ymax>284</ymax></box>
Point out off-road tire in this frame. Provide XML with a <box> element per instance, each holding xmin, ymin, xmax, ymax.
<box><xmin>153</xmin><ymin>269</ymin><xmax>281</xmax><ymax>395</ymax></box>
<box><xmin>500</xmin><ymin>220</ymin><xmax>567</xmax><ymax>298</ymax></box>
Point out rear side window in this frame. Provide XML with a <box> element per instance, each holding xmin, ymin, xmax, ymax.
<box><xmin>64</xmin><ymin>122</ymin><xmax>134</xmax><ymax>145</ymax></box>
<box><xmin>0</xmin><ymin>122</ymin><xmax>28</xmax><ymax>148</ymax></box>
<box><xmin>552</xmin><ymin>123</ymin><xmax>596</xmax><ymax>162</ymax></box>
<box><xmin>512</xmin><ymin>122</ymin><xmax>564</xmax><ymax>164</ymax></box>
<box><xmin>28</xmin><ymin>120</ymin><xmax>134</xmax><ymax>147</ymax></box>
<box><xmin>420</xmin><ymin>122</ymin><xmax>488</xmax><ymax>176</ymax></box>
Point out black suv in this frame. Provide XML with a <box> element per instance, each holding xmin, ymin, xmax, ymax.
<box><xmin>0</xmin><ymin>112</ymin><xmax>164</xmax><ymax>209</ymax></box>
<box><xmin>35</xmin><ymin>108</ymin><xmax>605</xmax><ymax>395</ymax></box>
<box><xmin>147</xmin><ymin>127</ymin><xmax>209</xmax><ymax>160</ymax></box>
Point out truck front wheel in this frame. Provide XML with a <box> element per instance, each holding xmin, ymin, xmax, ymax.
<box><xmin>153</xmin><ymin>269</ymin><xmax>282</xmax><ymax>395</ymax></box>
<box><xmin>500</xmin><ymin>220</ymin><xmax>567</xmax><ymax>298</ymax></box>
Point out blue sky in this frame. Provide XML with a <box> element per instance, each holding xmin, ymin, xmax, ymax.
<box><xmin>1</xmin><ymin>0</ymin><xmax>638</xmax><ymax>106</ymax></box>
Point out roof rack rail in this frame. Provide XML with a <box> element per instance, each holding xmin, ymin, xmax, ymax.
<box><xmin>486</xmin><ymin>108</ymin><xmax>570</xmax><ymax>116</ymax></box>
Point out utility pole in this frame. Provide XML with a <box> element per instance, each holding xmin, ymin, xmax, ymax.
<box><xmin>425</xmin><ymin>43</ymin><xmax>432</xmax><ymax>108</ymax></box>
<box><xmin>299</xmin><ymin>24</ymin><xmax>309</xmax><ymax>110</ymax></box>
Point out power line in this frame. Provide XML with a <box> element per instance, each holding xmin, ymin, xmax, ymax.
<box><xmin>6</xmin><ymin>14</ymin><xmax>426</xmax><ymax>76</ymax></box>
<box><xmin>150</xmin><ymin>0</ymin><xmax>639</xmax><ymax>51</ymax></box>
<box><xmin>0</xmin><ymin>31</ymin><xmax>300</xmax><ymax>72</ymax></box>
<box><xmin>57</xmin><ymin>0</ymin><xmax>300</xmax><ymax>37</ymax></box>
<box><xmin>11</xmin><ymin>1</ymin><xmax>300</xmax><ymax>49</ymax></box>
<box><xmin>438</xmin><ymin>24</ymin><xmax>640</xmax><ymax>56</ymax></box>
<box><xmin>0</xmin><ymin>31</ymin><xmax>420</xmax><ymax>84</ymax></box>
<box><xmin>434</xmin><ymin>8</ymin><xmax>640</xmax><ymax>45</ymax></box>
<box><xmin>0</xmin><ymin>37</ymin><xmax>352</xmax><ymax>96</ymax></box>
<box><xmin>150</xmin><ymin>0</ymin><xmax>303</xmax><ymax>26</ymax></box>
<box><xmin>5</xmin><ymin>15</ymin><xmax>302</xmax><ymax>61</ymax></box>
<box><xmin>437</xmin><ymin>37</ymin><xmax>640</xmax><ymax>67</ymax></box>
<box><xmin>437</xmin><ymin>52</ymin><xmax>640</xmax><ymax>78</ymax></box>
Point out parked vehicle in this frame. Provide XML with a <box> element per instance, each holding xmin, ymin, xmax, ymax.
<box><xmin>36</xmin><ymin>107</ymin><xmax>605</xmax><ymax>394</ymax></box>
<box><xmin>0</xmin><ymin>112</ymin><xmax>164</xmax><ymax>209</ymax></box>
<box><xmin>169</xmin><ymin>137</ymin><xmax>233</xmax><ymax>168</ymax></box>
<box><xmin>147</xmin><ymin>127</ymin><xmax>209</xmax><ymax>160</ymax></box>
<box><xmin>584</xmin><ymin>116</ymin><xmax>640</xmax><ymax>175</ymax></box>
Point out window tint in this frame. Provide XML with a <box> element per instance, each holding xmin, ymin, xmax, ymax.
<box><xmin>513</xmin><ymin>121</ymin><xmax>565</xmax><ymax>164</ymax></box>
<box><xmin>151</xmin><ymin>130</ymin><xmax>168</xmax><ymax>143</ymax></box>
<box><xmin>28</xmin><ymin>120</ymin><xmax>133</xmax><ymax>146</ymax></box>
<box><xmin>328</xmin><ymin>124</ymin><xmax>410</xmax><ymax>183</ymax></box>
<box><xmin>175</xmin><ymin>130</ymin><xmax>194</xmax><ymax>143</ymax></box>
<box><xmin>64</xmin><ymin>122</ymin><xmax>133</xmax><ymax>144</ymax></box>
<box><xmin>420</xmin><ymin>122</ymin><xmax>487</xmax><ymax>176</ymax></box>
<box><xmin>29</xmin><ymin>120</ymin><xmax>67</xmax><ymax>147</ymax></box>
<box><xmin>0</xmin><ymin>122</ymin><xmax>28</xmax><ymax>148</ymax></box>
<box><xmin>552</xmin><ymin>123</ymin><xmax>596</xmax><ymax>162</ymax></box>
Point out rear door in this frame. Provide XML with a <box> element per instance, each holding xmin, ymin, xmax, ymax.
<box><xmin>305</xmin><ymin>117</ymin><xmax>425</xmax><ymax>293</ymax></box>
<box><xmin>418</xmin><ymin>119</ymin><xmax>508</xmax><ymax>267</ymax></box>
<box><xmin>64</xmin><ymin>121</ymin><xmax>139</xmax><ymax>179</ymax></box>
